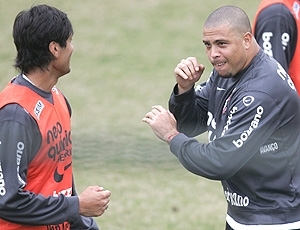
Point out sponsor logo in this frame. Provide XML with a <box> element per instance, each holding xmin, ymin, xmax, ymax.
<box><xmin>46</xmin><ymin>121</ymin><xmax>72</xmax><ymax>182</ymax></box>
<box><xmin>54</xmin><ymin>161</ymin><xmax>72</xmax><ymax>183</ymax></box>
<box><xmin>277</xmin><ymin>63</ymin><xmax>296</xmax><ymax>90</ymax></box>
<box><xmin>47</xmin><ymin>222</ymin><xmax>70</xmax><ymax>230</ymax></box>
<box><xmin>53</xmin><ymin>187</ymin><xmax>72</xmax><ymax>197</ymax></box>
<box><xmin>262</xmin><ymin>32</ymin><xmax>274</xmax><ymax>57</ymax></box>
<box><xmin>47</xmin><ymin>122</ymin><xmax>72</xmax><ymax>162</ymax></box>
<box><xmin>207</xmin><ymin>111</ymin><xmax>217</xmax><ymax>142</ymax></box>
<box><xmin>221</xmin><ymin>106</ymin><xmax>238</xmax><ymax>137</ymax></box>
<box><xmin>224</xmin><ymin>189</ymin><xmax>249</xmax><ymax>207</ymax></box>
<box><xmin>0</xmin><ymin>163</ymin><xmax>5</xmax><ymax>196</ymax></box>
<box><xmin>232</xmin><ymin>106</ymin><xmax>264</xmax><ymax>148</ymax></box>
<box><xmin>281</xmin><ymin>32</ymin><xmax>290</xmax><ymax>51</ymax></box>
<box><xmin>260</xmin><ymin>142</ymin><xmax>278</xmax><ymax>154</ymax></box>
<box><xmin>242</xmin><ymin>96</ymin><xmax>254</xmax><ymax>107</ymax></box>
<box><xmin>262</xmin><ymin>31</ymin><xmax>291</xmax><ymax>56</ymax></box>
<box><xmin>16</xmin><ymin>142</ymin><xmax>26</xmax><ymax>188</ymax></box>
<box><xmin>34</xmin><ymin>100</ymin><xmax>44</xmax><ymax>120</ymax></box>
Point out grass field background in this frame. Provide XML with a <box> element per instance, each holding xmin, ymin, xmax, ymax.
<box><xmin>0</xmin><ymin>1</ymin><xmax>261</xmax><ymax>229</ymax></box>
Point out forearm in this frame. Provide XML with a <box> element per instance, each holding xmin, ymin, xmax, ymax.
<box><xmin>0</xmin><ymin>194</ymin><xmax>79</xmax><ymax>225</ymax></box>
<box><xmin>169</xmin><ymin>85</ymin><xmax>207</xmax><ymax>136</ymax></box>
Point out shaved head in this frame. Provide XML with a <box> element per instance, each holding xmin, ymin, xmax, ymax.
<box><xmin>204</xmin><ymin>5</ymin><xmax>252</xmax><ymax>35</ymax></box>
<box><xmin>202</xmin><ymin>5</ymin><xmax>260</xmax><ymax>78</ymax></box>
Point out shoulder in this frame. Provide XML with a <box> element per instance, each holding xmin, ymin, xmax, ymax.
<box><xmin>250</xmin><ymin>50</ymin><xmax>279</xmax><ymax>77</ymax></box>
<box><xmin>0</xmin><ymin>103</ymin><xmax>38</xmax><ymax>128</ymax></box>
<box><xmin>0</xmin><ymin>103</ymin><xmax>41</xmax><ymax>146</ymax></box>
<box><xmin>259</xmin><ymin>3</ymin><xmax>292</xmax><ymax>17</ymax></box>
<box><xmin>241</xmin><ymin>51</ymin><xmax>297</xmax><ymax>102</ymax></box>
<box><xmin>257</xmin><ymin>3</ymin><xmax>295</xmax><ymax>24</ymax></box>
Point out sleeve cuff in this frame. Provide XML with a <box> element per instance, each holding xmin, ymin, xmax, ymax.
<box><xmin>169</xmin><ymin>133</ymin><xmax>190</xmax><ymax>157</ymax></box>
<box><xmin>66</xmin><ymin>196</ymin><xmax>80</xmax><ymax>222</ymax></box>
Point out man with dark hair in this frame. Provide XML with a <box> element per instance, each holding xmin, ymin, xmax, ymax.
<box><xmin>253</xmin><ymin>0</ymin><xmax>300</xmax><ymax>94</ymax></box>
<box><xmin>143</xmin><ymin>5</ymin><xmax>300</xmax><ymax>229</ymax></box>
<box><xmin>0</xmin><ymin>4</ymin><xmax>111</xmax><ymax>230</ymax></box>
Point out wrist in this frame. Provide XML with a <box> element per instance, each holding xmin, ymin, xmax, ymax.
<box><xmin>167</xmin><ymin>131</ymin><xmax>180</xmax><ymax>144</ymax></box>
<box><xmin>177</xmin><ymin>84</ymin><xmax>194</xmax><ymax>95</ymax></box>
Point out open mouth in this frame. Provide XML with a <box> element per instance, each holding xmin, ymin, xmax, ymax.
<box><xmin>214</xmin><ymin>62</ymin><xmax>226</xmax><ymax>67</ymax></box>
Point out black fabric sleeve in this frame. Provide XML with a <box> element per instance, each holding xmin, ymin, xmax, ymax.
<box><xmin>0</xmin><ymin>104</ymin><xmax>79</xmax><ymax>225</ymax></box>
<box><xmin>254</xmin><ymin>3</ymin><xmax>297</xmax><ymax>71</ymax></box>
<box><xmin>169</xmin><ymin>83</ymin><xmax>209</xmax><ymax>137</ymax></box>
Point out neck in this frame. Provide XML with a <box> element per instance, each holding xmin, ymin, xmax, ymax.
<box><xmin>24</xmin><ymin>69</ymin><xmax>58</xmax><ymax>92</ymax></box>
<box><xmin>246</xmin><ymin>39</ymin><xmax>260</xmax><ymax>66</ymax></box>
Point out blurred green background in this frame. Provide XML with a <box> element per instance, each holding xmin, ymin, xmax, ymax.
<box><xmin>0</xmin><ymin>0</ymin><xmax>261</xmax><ymax>229</ymax></box>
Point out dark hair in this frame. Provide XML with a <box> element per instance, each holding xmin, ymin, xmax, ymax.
<box><xmin>13</xmin><ymin>4</ymin><xmax>73</xmax><ymax>73</ymax></box>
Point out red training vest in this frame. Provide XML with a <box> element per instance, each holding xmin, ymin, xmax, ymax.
<box><xmin>0</xmin><ymin>83</ymin><xmax>73</xmax><ymax>230</ymax></box>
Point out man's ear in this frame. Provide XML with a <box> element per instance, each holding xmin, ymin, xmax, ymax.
<box><xmin>49</xmin><ymin>41</ymin><xmax>60</xmax><ymax>57</ymax></box>
<box><xmin>243</xmin><ymin>32</ymin><xmax>252</xmax><ymax>49</ymax></box>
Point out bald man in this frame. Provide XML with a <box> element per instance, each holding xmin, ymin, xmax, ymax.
<box><xmin>143</xmin><ymin>5</ymin><xmax>300</xmax><ymax>230</ymax></box>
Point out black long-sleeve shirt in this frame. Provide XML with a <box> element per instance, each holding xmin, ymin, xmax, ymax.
<box><xmin>254</xmin><ymin>3</ymin><xmax>297</xmax><ymax>72</ymax></box>
<box><xmin>0</xmin><ymin>74</ymin><xmax>98</xmax><ymax>229</ymax></box>
<box><xmin>169</xmin><ymin>50</ymin><xmax>300</xmax><ymax>228</ymax></box>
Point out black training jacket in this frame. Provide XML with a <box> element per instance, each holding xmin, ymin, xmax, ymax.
<box><xmin>169</xmin><ymin>49</ymin><xmax>300</xmax><ymax>228</ymax></box>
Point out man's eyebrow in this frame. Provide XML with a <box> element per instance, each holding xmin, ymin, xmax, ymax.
<box><xmin>215</xmin><ymin>39</ymin><xmax>228</xmax><ymax>43</ymax></box>
<box><xmin>203</xmin><ymin>39</ymin><xmax>228</xmax><ymax>44</ymax></box>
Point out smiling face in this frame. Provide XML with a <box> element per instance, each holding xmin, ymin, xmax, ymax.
<box><xmin>203</xmin><ymin>23</ymin><xmax>250</xmax><ymax>78</ymax></box>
